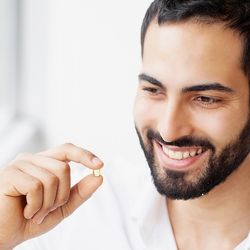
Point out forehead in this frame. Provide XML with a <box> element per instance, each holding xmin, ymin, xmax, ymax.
<box><xmin>142</xmin><ymin>21</ymin><xmax>246</xmax><ymax>89</ymax></box>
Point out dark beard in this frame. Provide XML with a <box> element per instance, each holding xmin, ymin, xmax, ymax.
<box><xmin>135</xmin><ymin>119</ymin><xmax>250</xmax><ymax>200</ymax></box>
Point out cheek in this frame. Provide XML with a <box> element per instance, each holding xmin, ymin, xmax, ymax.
<box><xmin>192</xmin><ymin>109</ymin><xmax>248</xmax><ymax>148</ymax></box>
<box><xmin>133</xmin><ymin>96</ymin><xmax>161</xmax><ymax>130</ymax></box>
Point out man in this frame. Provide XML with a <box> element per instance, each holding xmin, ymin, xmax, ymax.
<box><xmin>0</xmin><ymin>0</ymin><xmax>250</xmax><ymax>249</ymax></box>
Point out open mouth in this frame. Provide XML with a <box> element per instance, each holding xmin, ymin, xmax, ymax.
<box><xmin>154</xmin><ymin>140</ymin><xmax>208</xmax><ymax>170</ymax></box>
<box><xmin>161</xmin><ymin>143</ymin><xmax>205</xmax><ymax>160</ymax></box>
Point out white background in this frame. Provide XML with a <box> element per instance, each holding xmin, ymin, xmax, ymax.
<box><xmin>16</xmin><ymin>0</ymin><xmax>153</xmax><ymax>165</ymax></box>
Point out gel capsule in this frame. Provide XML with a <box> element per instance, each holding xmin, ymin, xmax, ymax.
<box><xmin>93</xmin><ymin>169</ymin><xmax>101</xmax><ymax>177</ymax></box>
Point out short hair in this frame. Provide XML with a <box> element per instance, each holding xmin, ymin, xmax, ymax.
<box><xmin>141</xmin><ymin>0</ymin><xmax>250</xmax><ymax>78</ymax></box>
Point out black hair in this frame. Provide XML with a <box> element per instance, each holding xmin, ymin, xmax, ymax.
<box><xmin>141</xmin><ymin>0</ymin><xmax>250</xmax><ymax>78</ymax></box>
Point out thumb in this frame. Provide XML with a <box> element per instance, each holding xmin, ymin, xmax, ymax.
<box><xmin>60</xmin><ymin>174</ymin><xmax>103</xmax><ymax>218</ymax></box>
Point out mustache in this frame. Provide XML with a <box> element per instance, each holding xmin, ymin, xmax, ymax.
<box><xmin>147</xmin><ymin>129</ymin><xmax>215</xmax><ymax>151</ymax></box>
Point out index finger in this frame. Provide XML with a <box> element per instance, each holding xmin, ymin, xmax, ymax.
<box><xmin>37</xmin><ymin>143</ymin><xmax>104</xmax><ymax>170</ymax></box>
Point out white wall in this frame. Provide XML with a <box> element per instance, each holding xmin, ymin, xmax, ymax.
<box><xmin>0</xmin><ymin>0</ymin><xmax>17</xmax><ymax>134</ymax></box>
<box><xmin>20</xmin><ymin>0</ymin><xmax>153</xmax><ymax>164</ymax></box>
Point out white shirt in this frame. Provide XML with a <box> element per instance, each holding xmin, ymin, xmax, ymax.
<box><xmin>15</xmin><ymin>157</ymin><xmax>250</xmax><ymax>250</ymax></box>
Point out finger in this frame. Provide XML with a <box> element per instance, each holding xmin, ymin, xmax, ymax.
<box><xmin>37</xmin><ymin>143</ymin><xmax>104</xmax><ymax>170</ymax></box>
<box><xmin>17</xmin><ymin>153</ymin><xmax>71</xmax><ymax>209</ymax></box>
<box><xmin>2</xmin><ymin>168</ymin><xmax>44</xmax><ymax>220</ymax></box>
<box><xmin>59</xmin><ymin>174</ymin><xmax>103</xmax><ymax>219</ymax></box>
<box><xmin>16</xmin><ymin>161</ymin><xmax>59</xmax><ymax>222</ymax></box>
<box><xmin>24</xmin><ymin>174</ymin><xmax>103</xmax><ymax>237</ymax></box>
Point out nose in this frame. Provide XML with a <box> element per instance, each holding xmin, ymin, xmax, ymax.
<box><xmin>157</xmin><ymin>99</ymin><xmax>193</xmax><ymax>143</ymax></box>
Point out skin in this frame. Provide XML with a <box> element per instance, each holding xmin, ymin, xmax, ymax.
<box><xmin>0</xmin><ymin>143</ymin><xmax>103</xmax><ymax>249</ymax></box>
<box><xmin>134</xmin><ymin>20</ymin><xmax>250</xmax><ymax>250</ymax></box>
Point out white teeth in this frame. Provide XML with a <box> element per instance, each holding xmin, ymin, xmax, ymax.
<box><xmin>169</xmin><ymin>150</ymin><xmax>175</xmax><ymax>159</ymax></box>
<box><xmin>190</xmin><ymin>150</ymin><xmax>196</xmax><ymax>157</ymax></box>
<box><xmin>162</xmin><ymin>146</ymin><xmax>169</xmax><ymax>155</ymax></box>
<box><xmin>174</xmin><ymin>152</ymin><xmax>183</xmax><ymax>160</ymax></box>
<box><xmin>197</xmin><ymin>148</ymin><xmax>202</xmax><ymax>154</ymax></box>
<box><xmin>162</xmin><ymin>146</ymin><xmax>203</xmax><ymax>160</ymax></box>
<box><xmin>183</xmin><ymin>152</ymin><xmax>190</xmax><ymax>159</ymax></box>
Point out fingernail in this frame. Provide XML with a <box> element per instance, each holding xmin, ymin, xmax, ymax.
<box><xmin>92</xmin><ymin>157</ymin><xmax>103</xmax><ymax>165</ymax></box>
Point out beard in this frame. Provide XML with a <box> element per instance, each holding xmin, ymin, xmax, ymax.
<box><xmin>135</xmin><ymin>118</ymin><xmax>250</xmax><ymax>200</ymax></box>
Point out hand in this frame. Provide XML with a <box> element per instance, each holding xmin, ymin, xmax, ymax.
<box><xmin>0</xmin><ymin>143</ymin><xmax>103</xmax><ymax>250</ymax></box>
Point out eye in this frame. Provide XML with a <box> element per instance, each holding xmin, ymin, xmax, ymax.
<box><xmin>194</xmin><ymin>96</ymin><xmax>222</xmax><ymax>107</ymax></box>
<box><xmin>142</xmin><ymin>87</ymin><xmax>162</xmax><ymax>95</ymax></box>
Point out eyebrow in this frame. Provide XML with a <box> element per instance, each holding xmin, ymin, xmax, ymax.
<box><xmin>138</xmin><ymin>73</ymin><xmax>166</xmax><ymax>90</ymax></box>
<box><xmin>182</xmin><ymin>84</ymin><xmax>234</xmax><ymax>93</ymax></box>
<box><xmin>138</xmin><ymin>73</ymin><xmax>235</xmax><ymax>94</ymax></box>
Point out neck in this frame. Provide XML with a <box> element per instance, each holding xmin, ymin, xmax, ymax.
<box><xmin>167</xmin><ymin>157</ymin><xmax>250</xmax><ymax>249</ymax></box>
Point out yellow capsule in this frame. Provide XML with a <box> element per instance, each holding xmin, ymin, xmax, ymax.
<box><xmin>93</xmin><ymin>169</ymin><xmax>101</xmax><ymax>177</ymax></box>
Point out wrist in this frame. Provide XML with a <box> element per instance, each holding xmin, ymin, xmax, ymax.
<box><xmin>0</xmin><ymin>244</ymin><xmax>14</xmax><ymax>250</ymax></box>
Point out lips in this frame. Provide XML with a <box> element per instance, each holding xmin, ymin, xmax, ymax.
<box><xmin>154</xmin><ymin>140</ymin><xmax>208</xmax><ymax>171</ymax></box>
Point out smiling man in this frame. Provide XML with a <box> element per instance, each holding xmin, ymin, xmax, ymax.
<box><xmin>1</xmin><ymin>1</ymin><xmax>250</xmax><ymax>250</ymax></box>
<box><xmin>135</xmin><ymin>3</ymin><xmax>250</xmax><ymax>201</ymax></box>
<box><xmin>134</xmin><ymin>0</ymin><xmax>250</xmax><ymax>248</ymax></box>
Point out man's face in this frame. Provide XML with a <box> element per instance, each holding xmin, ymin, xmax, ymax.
<box><xmin>134</xmin><ymin>21</ymin><xmax>250</xmax><ymax>200</ymax></box>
